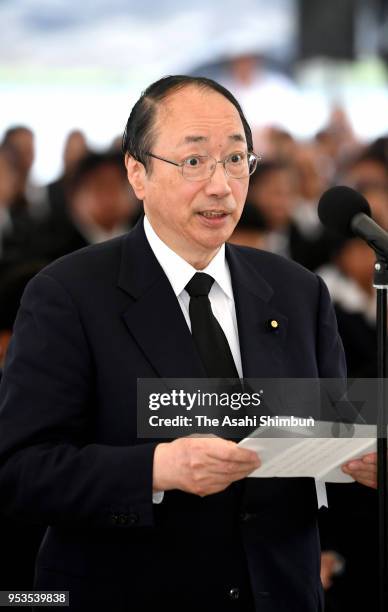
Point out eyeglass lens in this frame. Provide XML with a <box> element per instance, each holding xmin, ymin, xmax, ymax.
<box><xmin>182</xmin><ymin>154</ymin><xmax>257</xmax><ymax>180</ymax></box>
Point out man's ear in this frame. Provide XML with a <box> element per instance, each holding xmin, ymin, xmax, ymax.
<box><xmin>125</xmin><ymin>153</ymin><xmax>146</xmax><ymax>200</ymax></box>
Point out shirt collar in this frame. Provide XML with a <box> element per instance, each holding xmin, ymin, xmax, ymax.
<box><xmin>143</xmin><ymin>215</ymin><xmax>233</xmax><ymax>299</ymax></box>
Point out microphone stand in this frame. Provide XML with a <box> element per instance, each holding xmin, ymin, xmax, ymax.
<box><xmin>373</xmin><ymin>257</ymin><xmax>388</xmax><ymax>612</ymax></box>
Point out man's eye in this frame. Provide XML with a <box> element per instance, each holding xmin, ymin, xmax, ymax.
<box><xmin>229</xmin><ymin>153</ymin><xmax>244</xmax><ymax>164</ymax></box>
<box><xmin>184</xmin><ymin>156</ymin><xmax>201</xmax><ymax>167</ymax></box>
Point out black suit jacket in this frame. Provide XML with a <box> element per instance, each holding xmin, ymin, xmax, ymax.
<box><xmin>0</xmin><ymin>220</ymin><xmax>346</xmax><ymax>611</ymax></box>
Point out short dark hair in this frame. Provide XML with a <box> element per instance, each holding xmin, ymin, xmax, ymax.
<box><xmin>68</xmin><ymin>151</ymin><xmax>126</xmax><ymax>194</ymax></box>
<box><xmin>248</xmin><ymin>160</ymin><xmax>292</xmax><ymax>188</ymax></box>
<box><xmin>236</xmin><ymin>202</ymin><xmax>267</xmax><ymax>231</ymax></box>
<box><xmin>121</xmin><ymin>75</ymin><xmax>253</xmax><ymax>172</ymax></box>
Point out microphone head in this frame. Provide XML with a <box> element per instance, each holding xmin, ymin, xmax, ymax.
<box><xmin>318</xmin><ymin>185</ymin><xmax>371</xmax><ymax>236</ymax></box>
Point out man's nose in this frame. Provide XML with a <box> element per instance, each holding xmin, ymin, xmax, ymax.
<box><xmin>204</xmin><ymin>161</ymin><xmax>232</xmax><ymax>197</ymax></box>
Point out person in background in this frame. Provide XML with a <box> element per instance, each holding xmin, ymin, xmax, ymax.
<box><xmin>318</xmin><ymin>237</ymin><xmax>377</xmax><ymax>377</ymax></box>
<box><xmin>253</xmin><ymin>126</ymin><xmax>296</xmax><ymax>165</ymax></box>
<box><xmin>360</xmin><ymin>184</ymin><xmax>388</xmax><ymax>230</ymax></box>
<box><xmin>247</xmin><ymin>160</ymin><xmax>297</xmax><ymax>257</ymax></box>
<box><xmin>46</xmin><ymin>130</ymin><xmax>89</xmax><ymax>222</ymax></box>
<box><xmin>368</xmin><ymin>135</ymin><xmax>388</xmax><ymax>166</ymax></box>
<box><xmin>314</xmin><ymin>106</ymin><xmax>361</xmax><ymax>184</ymax></box>
<box><xmin>26</xmin><ymin>151</ymin><xmax>142</xmax><ymax>262</ymax></box>
<box><xmin>247</xmin><ymin>160</ymin><xmax>334</xmax><ymax>270</ymax></box>
<box><xmin>338</xmin><ymin>150</ymin><xmax>388</xmax><ymax>192</ymax></box>
<box><xmin>228</xmin><ymin>201</ymin><xmax>267</xmax><ymax>249</ymax></box>
<box><xmin>0</xmin><ymin>126</ymin><xmax>44</xmax><ymax>264</ymax></box>
<box><xmin>1</xmin><ymin>126</ymin><xmax>42</xmax><ymax>213</ymax></box>
<box><xmin>292</xmin><ymin>144</ymin><xmax>327</xmax><ymax>236</ymax></box>
<box><xmin>0</xmin><ymin>147</ymin><xmax>19</xmax><ymax>262</ymax></box>
<box><xmin>0</xmin><ymin>146</ymin><xmax>34</xmax><ymax>271</ymax></box>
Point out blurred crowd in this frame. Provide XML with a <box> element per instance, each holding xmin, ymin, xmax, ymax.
<box><xmin>0</xmin><ymin>108</ymin><xmax>386</xmax><ymax>610</ymax></box>
<box><xmin>0</xmin><ymin>127</ymin><xmax>143</xmax><ymax>364</ymax></box>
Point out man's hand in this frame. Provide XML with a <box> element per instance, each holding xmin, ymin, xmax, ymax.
<box><xmin>341</xmin><ymin>452</ymin><xmax>377</xmax><ymax>488</ymax></box>
<box><xmin>153</xmin><ymin>437</ymin><xmax>260</xmax><ymax>497</ymax></box>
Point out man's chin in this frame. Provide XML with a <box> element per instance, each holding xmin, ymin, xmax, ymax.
<box><xmin>195</xmin><ymin>219</ymin><xmax>236</xmax><ymax>243</ymax></box>
<box><xmin>196</xmin><ymin>231</ymin><xmax>233</xmax><ymax>250</ymax></box>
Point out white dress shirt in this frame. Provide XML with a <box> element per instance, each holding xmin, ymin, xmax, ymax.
<box><xmin>144</xmin><ymin>215</ymin><xmax>243</xmax><ymax>377</ymax></box>
<box><xmin>143</xmin><ymin>215</ymin><xmax>327</xmax><ymax>508</ymax></box>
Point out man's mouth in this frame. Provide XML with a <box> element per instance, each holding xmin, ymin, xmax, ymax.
<box><xmin>198</xmin><ymin>211</ymin><xmax>228</xmax><ymax>218</ymax></box>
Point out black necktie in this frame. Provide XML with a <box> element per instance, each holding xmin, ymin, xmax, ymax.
<box><xmin>185</xmin><ymin>272</ymin><xmax>239</xmax><ymax>379</ymax></box>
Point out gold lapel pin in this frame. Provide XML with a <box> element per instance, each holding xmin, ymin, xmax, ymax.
<box><xmin>268</xmin><ymin>319</ymin><xmax>279</xmax><ymax>331</ymax></box>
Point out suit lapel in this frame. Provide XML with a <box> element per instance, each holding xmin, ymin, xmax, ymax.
<box><xmin>117</xmin><ymin>221</ymin><xmax>206</xmax><ymax>378</ymax></box>
<box><xmin>226</xmin><ymin>244</ymin><xmax>288</xmax><ymax>378</ymax></box>
<box><xmin>117</xmin><ymin>222</ymin><xmax>287</xmax><ymax>379</ymax></box>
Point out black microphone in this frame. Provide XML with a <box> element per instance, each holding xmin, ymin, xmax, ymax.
<box><xmin>318</xmin><ymin>185</ymin><xmax>388</xmax><ymax>259</ymax></box>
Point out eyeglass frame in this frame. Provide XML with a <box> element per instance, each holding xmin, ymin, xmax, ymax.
<box><xmin>144</xmin><ymin>150</ymin><xmax>260</xmax><ymax>181</ymax></box>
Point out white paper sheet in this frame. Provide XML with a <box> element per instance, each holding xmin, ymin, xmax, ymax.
<box><xmin>238</xmin><ymin>420</ymin><xmax>376</xmax><ymax>482</ymax></box>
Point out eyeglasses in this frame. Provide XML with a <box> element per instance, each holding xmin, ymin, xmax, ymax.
<box><xmin>145</xmin><ymin>151</ymin><xmax>260</xmax><ymax>181</ymax></box>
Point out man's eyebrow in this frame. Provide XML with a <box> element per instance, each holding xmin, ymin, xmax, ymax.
<box><xmin>179</xmin><ymin>133</ymin><xmax>246</xmax><ymax>145</ymax></box>
<box><xmin>182</xmin><ymin>135</ymin><xmax>208</xmax><ymax>144</ymax></box>
<box><xmin>228</xmin><ymin>133</ymin><xmax>246</xmax><ymax>143</ymax></box>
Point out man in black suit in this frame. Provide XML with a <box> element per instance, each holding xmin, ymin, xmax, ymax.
<box><xmin>0</xmin><ymin>76</ymin><xmax>377</xmax><ymax>612</ymax></box>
